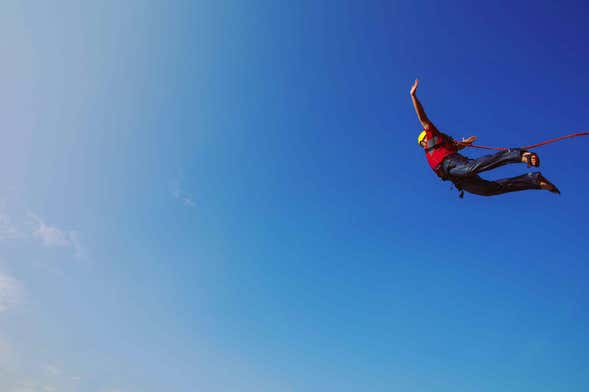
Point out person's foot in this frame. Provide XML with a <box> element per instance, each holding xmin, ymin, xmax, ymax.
<box><xmin>538</xmin><ymin>174</ymin><xmax>560</xmax><ymax>194</ymax></box>
<box><xmin>522</xmin><ymin>151</ymin><xmax>540</xmax><ymax>167</ymax></box>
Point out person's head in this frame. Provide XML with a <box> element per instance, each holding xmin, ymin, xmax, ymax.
<box><xmin>418</xmin><ymin>130</ymin><xmax>427</xmax><ymax>148</ymax></box>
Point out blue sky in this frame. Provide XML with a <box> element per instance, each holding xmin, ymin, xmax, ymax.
<box><xmin>1</xmin><ymin>1</ymin><xmax>588</xmax><ymax>391</ymax></box>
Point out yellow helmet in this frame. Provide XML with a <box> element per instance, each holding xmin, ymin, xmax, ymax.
<box><xmin>417</xmin><ymin>130</ymin><xmax>427</xmax><ymax>145</ymax></box>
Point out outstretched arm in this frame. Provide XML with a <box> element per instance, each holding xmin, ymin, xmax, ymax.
<box><xmin>410</xmin><ymin>79</ymin><xmax>431</xmax><ymax>128</ymax></box>
<box><xmin>453</xmin><ymin>135</ymin><xmax>478</xmax><ymax>150</ymax></box>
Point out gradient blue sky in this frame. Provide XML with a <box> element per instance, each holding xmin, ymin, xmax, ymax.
<box><xmin>1</xmin><ymin>1</ymin><xmax>588</xmax><ymax>391</ymax></box>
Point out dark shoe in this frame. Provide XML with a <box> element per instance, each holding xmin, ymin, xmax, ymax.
<box><xmin>522</xmin><ymin>151</ymin><xmax>540</xmax><ymax>168</ymax></box>
<box><xmin>538</xmin><ymin>174</ymin><xmax>560</xmax><ymax>194</ymax></box>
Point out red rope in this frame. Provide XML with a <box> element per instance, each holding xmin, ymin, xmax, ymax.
<box><xmin>462</xmin><ymin>132</ymin><xmax>589</xmax><ymax>151</ymax></box>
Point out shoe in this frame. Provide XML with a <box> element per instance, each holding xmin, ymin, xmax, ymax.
<box><xmin>522</xmin><ymin>151</ymin><xmax>540</xmax><ymax>168</ymax></box>
<box><xmin>538</xmin><ymin>174</ymin><xmax>560</xmax><ymax>194</ymax></box>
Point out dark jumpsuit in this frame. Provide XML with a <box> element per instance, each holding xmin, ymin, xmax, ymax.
<box><xmin>438</xmin><ymin>148</ymin><xmax>543</xmax><ymax>196</ymax></box>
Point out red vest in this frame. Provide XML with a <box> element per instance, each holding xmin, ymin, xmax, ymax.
<box><xmin>424</xmin><ymin>130</ymin><xmax>457</xmax><ymax>171</ymax></box>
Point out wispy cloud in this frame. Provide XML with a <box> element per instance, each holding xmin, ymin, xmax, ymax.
<box><xmin>10</xmin><ymin>385</ymin><xmax>37</xmax><ymax>392</ymax></box>
<box><xmin>0</xmin><ymin>333</ymin><xmax>20</xmax><ymax>371</ymax></box>
<box><xmin>27</xmin><ymin>214</ymin><xmax>85</xmax><ymax>260</ymax></box>
<box><xmin>29</xmin><ymin>213</ymin><xmax>71</xmax><ymax>247</ymax></box>
<box><xmin>67</xmin><ymin>231</ymin><xmax>85</xmax><ymax>260</ymax></box>
<box><xmin>0</xmin><ymin>271</ymin><xmax>24</xmax><ymax>313</ymax></box>
<box><xmin>171</xmin><ymin>181</ymin><xmax>195</xmax><ymax>208</ymax></box>
<box><xmin>0</xmin><ymin>209</ymin><xmax>86</xmax><ymax>260</ymax></box>
<box><xmin>0</xmin><ymin>361</ymin><xmax>82</xmax><ymax>392</ymax></box>
<box><xmin>0</xmin><ymin>213</ymin><xmax>22</xmax><ymax>240</ymax></box>
<box><xmin>43</xmin><ymin>364</ymin><xmax>61</xmax><ymax>376</ymax></box>
<box><xmin>10</xmin><ymin>383</ymin><xmax>57</xmax><ymax>392</ymax></box>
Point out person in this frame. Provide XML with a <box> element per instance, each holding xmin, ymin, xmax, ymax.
<box><xmin>410</xmin><ymin>79</ymin><xmax>560</xmax><ymax>197</ymax></box>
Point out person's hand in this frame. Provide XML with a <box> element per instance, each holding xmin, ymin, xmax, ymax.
<box><xmin>461</xmin><ymin>136</ymin><xmax>477</xmax><ymax>144</ymax></box>
<box><xmin>410</xmin><ymin>79</ymin><xmax>419</xmax><ymax>96</ymax></box>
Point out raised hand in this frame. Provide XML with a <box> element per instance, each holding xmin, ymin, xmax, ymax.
<box><xmin>461</xmin><ymin>136</ymin><xmax>477</xmax><ymax>144</ymax></box>
<box><xmin>410</xmin><ymin>79</ymin><xmax>419</xmax><ymax>96</ymax></box>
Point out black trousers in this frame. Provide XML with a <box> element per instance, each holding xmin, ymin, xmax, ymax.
<box><xmin>439</xmin><ymin>149</ymin><xmax>542</xmax><ymax>196</ymax></box>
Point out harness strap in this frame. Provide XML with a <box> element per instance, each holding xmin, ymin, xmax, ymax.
<box><xmin>459</xmin><ymin>131</ymin><xmax>589</xmax><ymax>151</ymax></box>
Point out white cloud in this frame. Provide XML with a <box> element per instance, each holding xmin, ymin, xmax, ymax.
<box><xmin>180</xmin><ymin>196</ymin><xmax>195</xmax><ymax>207</ymax></box>
<box><xmin>171</xmin><ymin>181</ymin><xmax>195</xmax><ymax>208</ymax></box>
<box><xmin>0</xmin><ymin>271</ymin><xmax>24</xmax><ymax>313</ymax></box>
<box><xmin>67</xmin><ymin>231</ymin><xmax>85</xmax><ymax>260</ymax></box>
<box><xmin>9</xmin><ymin>381</ymin><xmax>39</xmax><ymax>392</ymax></box>
<box><xmin>1</xmin><ymin>363</ymin><xmax>78</xmax><ymax>392</ymax></box>
<box><xmin>27</xmin><ymin>214</ymin><xmax>85</xmax><ymax>260</ymax></box>
<box><xmin>0</xmin><ymin>210</ymin><xmax>86</xmax><ymax>260</ymax></box>
<box><xmin>0</xmin><ymin>334</ymin><xmax>20</xmax><ymax>371</ymax></box>
<box><xmin>9</xmin><ymin>384</ymin><xmax>57</xmax><ymax>392</ymax></box>
<box><xmin>10</xmin><ymin>387</ymin><xmax>36</xmax><ymax>392</ymax></box>
<box><xmin>0</xmin><ymin>213</ymin><xmax>21</xmax><ymax>240</ymax></box>
<box><xmin>29</xmin><ymin>214</ymin><xmax>71</xmax><ymax>247</ymax></box>
<box><xmin>43</xmin><ymin>364</ymin><xmax>61</xmax><ymax>376</ymax></box>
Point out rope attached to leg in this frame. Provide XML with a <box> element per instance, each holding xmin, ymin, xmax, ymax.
<box><xmin>459</xmin><ymin>131</ymin><xmax>589</xmax><ymax>151</ymax></box>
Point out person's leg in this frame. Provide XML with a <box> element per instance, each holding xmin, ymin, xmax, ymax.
<box><xmin>452</xmin><ymin>172</ymin><xmax>546</xmax><ymax>196</ymax></box>
<box><xmin>444</xmin><ymin>149</ymin><xmax>525</xmax><ymax>178</ymax></box>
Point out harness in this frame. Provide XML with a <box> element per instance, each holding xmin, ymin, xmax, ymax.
<box><xmin>424</xmin><ymin>134</ymin><xmax>450</xmax><ymax>152</ymax></box>
<box><xmin>424</xmin><ymin>132</ymin><xmax>457</xmax><ymax>172</ymax></box>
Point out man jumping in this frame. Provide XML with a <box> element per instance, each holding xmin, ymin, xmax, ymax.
<box><xmin>410</xmin><ymin>79</ymin><xmax>560</xmax><ymax>197</ymax></box>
